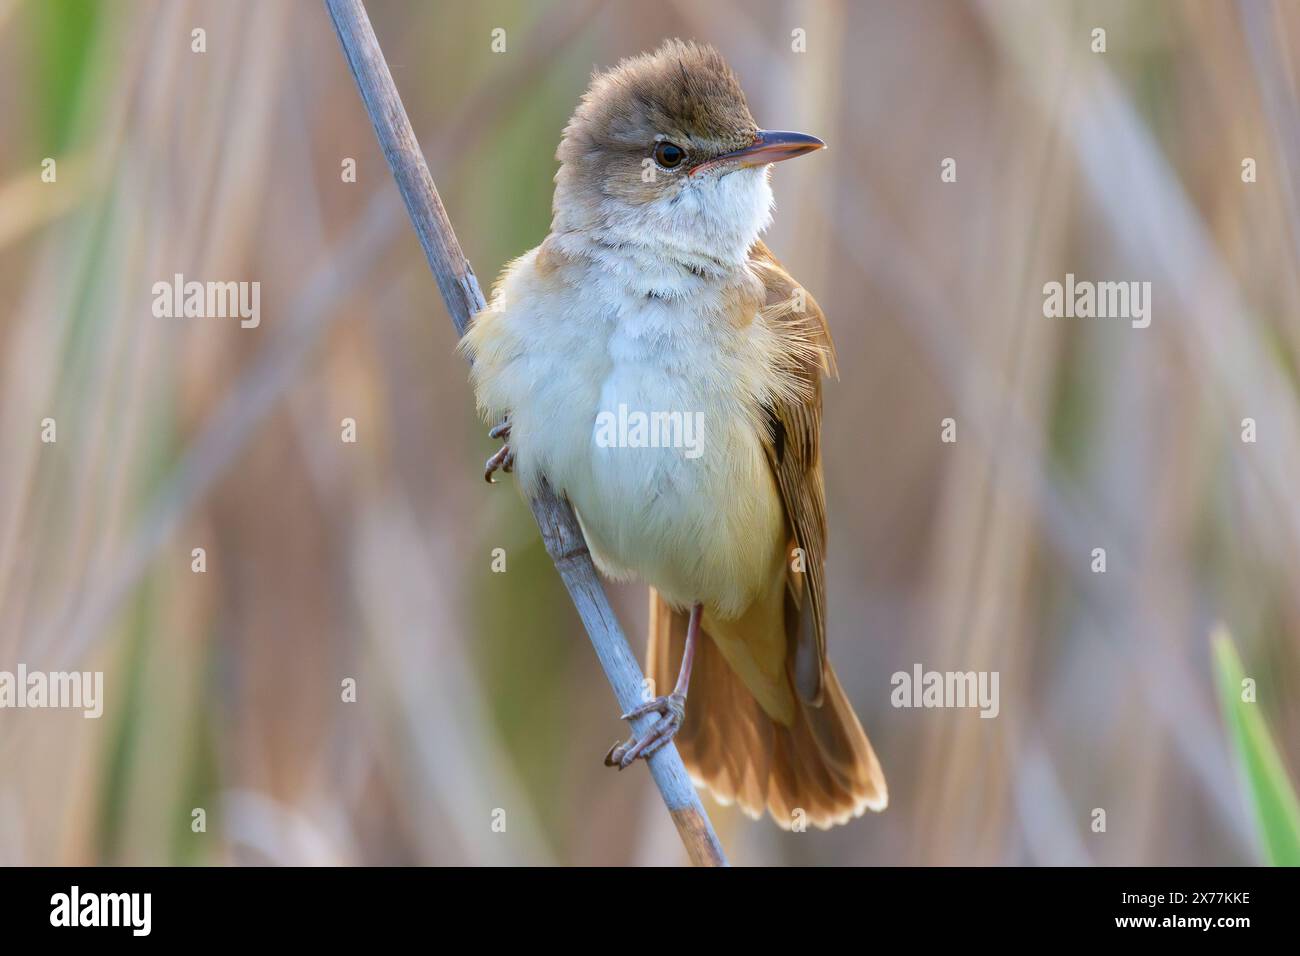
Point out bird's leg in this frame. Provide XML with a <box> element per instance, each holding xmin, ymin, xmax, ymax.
<box><xmin>484</xmin><ymin>417</ymin><xmax>514</xmax><ymax>483</ymax></box>
<box><xmin>604</xmin><ymin>601</ymin><xmax>702</xmax><ymax>770</ymax></box>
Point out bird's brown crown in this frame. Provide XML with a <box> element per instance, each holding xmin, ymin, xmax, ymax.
<box><xmin>557</xmin><ymin>40</ymin><xmax>757</xmax><ymax>191</ymax></box>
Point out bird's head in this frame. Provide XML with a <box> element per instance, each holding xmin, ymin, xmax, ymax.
<box><xmin>553</xmin><ymin>40</ymin><xmax>823</xmax><ymax>266</ymax></box>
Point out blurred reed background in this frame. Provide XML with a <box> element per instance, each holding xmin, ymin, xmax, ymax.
<box><xmin>0</xmin><ymin>0</ymin><xmax>1297</xmax><ymax>865</ymax></box>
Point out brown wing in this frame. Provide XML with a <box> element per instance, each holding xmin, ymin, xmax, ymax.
<box><xmin>748</xmin><ymin>239</ymin><xmax>837</xmax><ymax>706</ymax></box>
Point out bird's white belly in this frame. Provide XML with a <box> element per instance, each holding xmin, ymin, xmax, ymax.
<box><xmin>538</xmin><ymin>298</ymin><xmax>785</xmax><ymax>618</ymax></box>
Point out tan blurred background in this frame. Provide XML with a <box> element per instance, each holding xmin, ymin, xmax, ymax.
<box><xmin>0</xmin><ymin>0</ymin><xmax>1298</xmax><ymax>865</ymax></box>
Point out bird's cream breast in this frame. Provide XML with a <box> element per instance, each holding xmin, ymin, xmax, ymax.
<box><xmin>581</xmin><ymin>299</ymin><xmax>787</xmax><ymax>616</ymax></box>
<box><xmin>464</xmin><ymin>246</ymin><xmax>788</xmax><ymax>617</ymax></box>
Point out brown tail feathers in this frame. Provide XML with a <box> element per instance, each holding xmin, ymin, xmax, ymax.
<box><xmin>648</xmin><ymin>590</ymin><xmax>887</xmax><ymax>830</ymax></box>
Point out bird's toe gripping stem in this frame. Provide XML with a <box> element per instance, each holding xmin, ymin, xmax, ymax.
<box><xmin>604</xmin><ymin>692</ymin><xmax>687</xmax><ymax>769</ymax></box>
<box><xmin>484</xmin><ymin>418</ymin><xmax>514</xmax><ymax>483</ymax></box>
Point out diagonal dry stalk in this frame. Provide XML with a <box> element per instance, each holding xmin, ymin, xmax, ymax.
<box><xmin>323</xmin><ymin>0</ymin><xmax>727</xmax><ymax>867</ymax></box>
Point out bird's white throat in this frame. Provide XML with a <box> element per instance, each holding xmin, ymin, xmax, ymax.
<box><xmin>553</xmin><ymin>165</ymin><xmax>775</xmax><ymax>285</ymax></box>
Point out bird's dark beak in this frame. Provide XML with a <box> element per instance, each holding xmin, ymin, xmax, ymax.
<box><xmin>691</xmin><ymin>130</ymin><xmax>825</xmax><ymax>176</ymax></box>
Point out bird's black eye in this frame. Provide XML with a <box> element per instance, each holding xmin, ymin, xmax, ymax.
<box><xmin>654</xmin><ymin>141</ymin><xmax>686</xmax><ymax>169</ymax></box>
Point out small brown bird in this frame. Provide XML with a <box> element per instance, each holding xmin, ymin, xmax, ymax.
<box><xmin>462</xmin><ymin>40</ymin><xmax>886</xmax><ymax>828</ymax></box>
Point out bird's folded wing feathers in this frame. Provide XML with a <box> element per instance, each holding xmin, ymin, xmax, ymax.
<box><xmin>748</xmin><ymin>239</ymin><xmax>837</xmax><ymax>706</ymax></box>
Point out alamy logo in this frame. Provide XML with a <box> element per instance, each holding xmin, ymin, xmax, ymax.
<box><xmin>50</xmin><ymin>886</ymin><xmax>151</xmax><ymax>936</ymax></box>
<box><xmin>594</xmin><ymin>403</ymin><xmax>705</xmax><ymax>459</ymax></box>
<box><xmin>1043</xmin><ymin>273</ymin><xmax>1151</xmax><ymax>329</ymax></box>
<box><xmin>0</xmin><ymin>665</ymin><xmax>103</xmax><ymax>718</ymax></box>
<box><xmin>152</xmin><ymin>273</ymin><xmax>261</xmax><ymax>328</ymax></box>
<box><xmin>891</xmin><ymin>663</ymin><xmax>999</xmax><ymax>718</ymax></box>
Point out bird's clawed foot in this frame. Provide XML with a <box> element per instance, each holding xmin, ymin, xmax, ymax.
<box><xmin>603</xmin><ymin>693</ymin><xmax>686</xmax><ymax>769</ymax></box>
<box><xmin>484</xmin><ymin>419</ymin><xmax>514</xmax><ymax>483</ymax></box>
